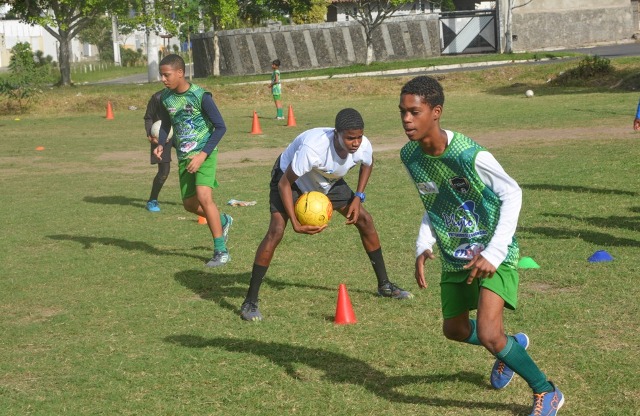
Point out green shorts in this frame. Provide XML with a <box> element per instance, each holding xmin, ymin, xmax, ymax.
<box><xmin>440</xmin><ymin>264</ymin><xmax>519</xmax><ymax>319</ymax></box>
<box><xmin>272</xmin><ymin>94</ymin><xmax>282</xmax><ymax>101</ymax></box>
<box><xmin>178</xmin><ymin>150</ymin><xmax>219</xmax><ymax>200</ymax></box>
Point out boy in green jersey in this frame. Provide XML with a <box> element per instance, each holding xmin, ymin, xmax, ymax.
<box><xmin>154</xmin><ymin>54</ymin><xmax>232</xmax><ymax>267</ymax></box>
<box><xmin>398</xmin><ymin>76</ymin><xmax>564</xmax><ymax>416</ymax></box>
<box><xmin>268</xmin><ymin>59</ymin><xmax>283</xmax><ymax>120</ymax></box>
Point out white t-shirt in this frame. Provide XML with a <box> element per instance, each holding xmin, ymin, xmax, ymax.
<box><xmin>279</xmin><ymin>127</ymin><xmax>373</xmax><ymax>193</ymax></box>
<box><xmin>415</xmin><ymin>130</ymin><xmax>522</xmax><ymax>269</ymax></box>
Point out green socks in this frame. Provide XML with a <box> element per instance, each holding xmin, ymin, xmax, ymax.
<box><xmin>496</xmin><ymin>336</ymin><xmax>554</xmax><ymax>393</ymax></box>
<box><xmin>463</xmin><ymin>319</ymin><xmax>481</xmax><ymax>345</ymax></box>
<box><xmin>277</xmin><ymin>107</ymin><xmax>283</xmax><ymax>118</ymax></box>
<box><xmin>213</xmin><ymin>237</ymin><xmax>227</xmax><ymax>252</ymax></box>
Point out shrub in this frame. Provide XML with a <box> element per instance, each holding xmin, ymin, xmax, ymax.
<box><xmin>551</xmin><ymin>55</ymin><xmax>613</xmax><ymax>86</ymax></box>
<box><xmin>0</xmin><ymin>42</ymin><xmax>54</xmax><ymax>113</ymax></box>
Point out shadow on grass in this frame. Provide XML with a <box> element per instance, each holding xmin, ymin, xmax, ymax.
<box><xmin>519</xmin><ymin>226</ymin><xmax>640</xmax><ymax>247</ymax></box>
<box><xmin>543</xmin><ymin>213</ymin><xmax>640</xmax><ymax>233</ymax></box>
<box><xmin>164</xmin><ymin>335</ymin><xmax>529</xmax><ymax>414</ymax></box>
<box><xmin>47</xmin><ymin>234</ymin><xmax>208</xmax><ymax>262</ymax></box>
<box><xmin>521</xmin><ymin>183</ymin><xmax>637</xmax><ymax>196</ymax></box>
<box><xmin>173</xmin><ymin>270</ymin><xmax>372</xmax><ymax>318</ymax></box>
<box><xmin>174</xmin><ymin>269</ymin><xmax>251</xmax><ymax>315</ymax></box>
<box><xmin>83</xmin><ymin>195</ymin><xmax>182</xmax><ymax>208</ymax></box>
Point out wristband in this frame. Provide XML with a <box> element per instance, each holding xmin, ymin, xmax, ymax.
<box><xmin>354</xmin><ymin>192</ymin><xmax>366</xmax><ymax>202</ymax></box>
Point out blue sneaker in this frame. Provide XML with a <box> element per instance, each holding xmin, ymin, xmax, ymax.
<box><xmin>377</xmin><ymin>281</ymin><xmax>414</xmax><ymax>299</ymax></box>
<box><xmin>490</xmin><ymin>332</ymin><xmax>530</xmax><ymax>389</ymax></box>
<box><xmin>146</xmin><ymin>200</ymin><xmax>160</xmax><ymax>212</ymax></box>
<box><xmin>221</xmin><ymin>213</ymin><xmax>233</xmax><ymax>243</ymax></box>
<box><xmin>240</xmin><ymin>300</ymin><xmax>263</xmax><ymax>322</ymax></box>
<box><xmin>529</xmin><ymin>382</ymin><xmax>564</xmax><ymax>416</ymax></box>
<box><xmin>205</xmin><ymin>250</ymin><xmax>230</xmax><ymax>267</ymax></box>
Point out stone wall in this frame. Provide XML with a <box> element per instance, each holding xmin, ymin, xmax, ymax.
<box><xmin>510</xmin><ymin>3</ymin><xmax>635</xmax><ymax>51</ymax></box>
<box><xmin>192</xmin><ymin>15</ymin><xmax>440</xmax><ymax>77</ymax></box>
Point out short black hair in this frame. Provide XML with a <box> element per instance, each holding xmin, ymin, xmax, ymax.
<box><xmin>335</xmin><ymin>108</ymin><xmax>364</xmax><ymax>131</ymax></box>
<box><xmin>159</xmin><ymin>54</ymin><xmax>185</xmax><ymax>72</ymax></box>
<box><xmin>400</xmin><ymin>76</ymin><xmax>444</xmax><ymax>108</ymax></box>
<box><xmin>272</xmin><ymin>59</ymin><xmax>281</xmax><ymax>66</ymax></box>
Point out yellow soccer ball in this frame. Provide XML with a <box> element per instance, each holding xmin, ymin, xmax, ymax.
<box><xmin>295</xmin><ymin>191</ymin><xmax>333</xmax><ymax>226</ymax></box>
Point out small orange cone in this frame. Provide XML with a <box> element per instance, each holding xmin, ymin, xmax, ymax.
<box><xmin>335</xmin><ymin>283</ymin><xmax>357</xmax><ymax>325</ymax></box>
<box><xmin>286</xmin><ymin>104</ymin><xmax>297</xmax><ymax>127</ymax></box>
<box><xmin>35</xmin><ymin>146</ymin><xmax>45</xmax><ymax>151</ymax></box>
<box><xmin>198</xmin><ymin>216</ymin><xmax>207</xmax><ymax>224</ymax></box>
<box><xmin>106</xmin><ymin>101</ymin><xmax>114</xmax><ymax>120</ymax></box>
<box><xmin>250</xmin><ymin>111</ymin><xmax>262</xmax><ymax>134</ymax></box>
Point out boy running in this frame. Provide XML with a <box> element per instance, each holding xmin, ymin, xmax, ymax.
<box><xmin>399</xmin><ymin>76</ymin><xmax>564</xmax><ymax>415</ymax></box>
<box><xmin>154</xmin><ymin>54</ymin><xmax>233</xmax><ymax>267</ymax></box>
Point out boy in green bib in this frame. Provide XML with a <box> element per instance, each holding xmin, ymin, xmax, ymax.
<box><xmin>154</xmin><ymin>54</ymin><xmax>232</xmax><ymax>267</ymax></box>
<box><xmin>399</xmin><ymin>76</ymin><xmax>564</xmax><ymax>416</ymax></box>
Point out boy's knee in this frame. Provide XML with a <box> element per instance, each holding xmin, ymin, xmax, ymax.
<box><xmin>477</xmin><ymin>327</ymin><xmax>505</xmax><ymax>354</ymax></box>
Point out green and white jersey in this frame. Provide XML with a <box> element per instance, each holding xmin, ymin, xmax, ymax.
<box><xmin>271</xmin><ymin>69</ymin><xmax>281</xmax><ymax>95</ymax></box>
<box><xmin>400</xmin><ymin>131</ymin><xmax>520</xmax><ymax>272</ymax></box>
<box><xmin>161</xmin><ymin>84</ymin><xmax>212</xmax><ymax>161</ymax></box>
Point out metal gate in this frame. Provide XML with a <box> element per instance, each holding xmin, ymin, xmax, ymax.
<box><xmin>439</xmin><ymin>10</ymin><xmax>497</xmax><ymax>55</ymax></box>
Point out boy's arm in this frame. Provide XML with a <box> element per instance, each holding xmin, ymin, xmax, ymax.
<box><xmin>199</xmin><ymin>93</ymin><xmax>227</xmax><ymax>155</ymax></box>
<box><xmin>345</xmin><ymin>158</ymin><xmax>373</xmax><ymax>224</ymax></box>
<box><xmin>474</xmin><ymin>151</ymin><xmax>522</xmax><ymax>269</ymax></box>
<box><xmin>415</xmin><ymin>212</ymin><xmax>437</xmax><ymax>289</ymax></box>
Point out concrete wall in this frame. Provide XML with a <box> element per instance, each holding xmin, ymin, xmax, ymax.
<box><xmin>510</xmin><ymin>3</ymin><xmax>635</xmax><ymax>51</ymax></box>
<box><xmin>192</xmin><ymin>15</ymin><xmax>440</xmax><ymax>77</ymax></box>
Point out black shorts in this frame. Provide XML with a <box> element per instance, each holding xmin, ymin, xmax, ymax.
<box><xmin>269</xmin><ymin>156</ymin><xmax>355</xmax><ymax>214</ymax></box>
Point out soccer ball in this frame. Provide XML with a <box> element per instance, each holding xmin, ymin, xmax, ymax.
<box><xmin>295</xmin><ymin>191</ymin><xmax>333</xmax><ymax>226</ymax></box>
<box><xmin>525</xmin><ymin>89</ymin><xmax>534</xmax><ymax>98</ymax></box>
<box><xmin>150</xmin><ymin>119</ymin><xmax>173</xmax><ymax>140</ymax></box>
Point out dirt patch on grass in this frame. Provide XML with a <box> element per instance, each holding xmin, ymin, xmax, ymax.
<box><xmin>216</xmin><ymin>124</ymin><xmax>635</xmax><ymax>168</ymax></box>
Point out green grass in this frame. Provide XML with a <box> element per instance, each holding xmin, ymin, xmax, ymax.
<box><xmin>0</xmin><ymin>59</ymin><xmax>639</xmax><ymax>415</ymax></box>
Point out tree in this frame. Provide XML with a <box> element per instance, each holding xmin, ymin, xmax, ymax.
<box><xmin>77</xmin><ymin>16</ymin><xmax>114</xmax><ymax>62</ymax></box>
<box><xmin>3</xmin><ymin>0</ymin><xmax>126</xmax><ymax>86</ymax></box>
<box><xmin>342</xmin><ymin>0</ymin><xmax>415</xmax><ymax>65</ymax></box>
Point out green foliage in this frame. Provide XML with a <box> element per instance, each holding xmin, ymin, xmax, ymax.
<box><xmin>119</xmin><ymin>47</ymin><xmax>145</xmax><ymax>67</ymax></box>
<box><xmin>291</xmin><ymin>0</ymin><xmax>330</xmax><ymax>24</ymax></box>
<box><xmin>0</xmin><ymin>43</ymin><xmax>54</xmax><ymax>112</ymax></box>
<box><xmin>552</xmin><ymin>55</ymin><xmax>614</xmax><ymax>85</ymax></box>
<box><xmin>77</xmin><ymin>16</ymin><xmax>114</xmax><ymax>62</ymax></box>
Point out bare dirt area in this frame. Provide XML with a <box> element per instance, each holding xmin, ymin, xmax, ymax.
<box><xmin>216</xmin><ymin>124</ymin><xmax>636</xmax><ymax>168</ymax></box>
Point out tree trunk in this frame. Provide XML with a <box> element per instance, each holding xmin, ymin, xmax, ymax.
<box><xmin>366</xmin><ymin>43</ymin><xmax>374</xmax><ymax>65</ymax></box>
<box><xmin>57</xmin><ymin>30</ymin><xmax>72</xmax><ymax>86</ymax></box>
<box><xmin>213</xmin><ymin>32</ymin><xmax>220</xmax><ymax>77</ymax></box>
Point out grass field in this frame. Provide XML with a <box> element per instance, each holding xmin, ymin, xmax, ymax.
<box><xmin>0</xmin><ymin>57</ymin><xmax>639</xmax><ymax>415</ymax></box>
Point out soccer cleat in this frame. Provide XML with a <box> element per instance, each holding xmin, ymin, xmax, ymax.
<box><xmin>377</xmin><ymin>281</ymin><xmax>414</xmax><ymax>299</ymax></box>
<box><xmin>240</xmin><ymin>300</ymin><xmax>263</xmax><ymax>322</ymax></box>
<box><xmin>529</xmin><ymin>382</ymin><xmax>564</xmax><ymax>416</ymax></box>
<box><xmin>205</xmin><ymin>250</ymin><xmax>230</xmax><ymax>267</ymax></box>
<box><xmin>221</xmin><ymin>213</ymin><xmax>233</xmax><ymax>243</ymax></box>
<box><xmin>146</xmin><ymin>200</ymin><xmax>160</xmax><ymax>212</ymax></box>
<box><xmin>490</xmin><ymin>332</ymin><xmax>530</xmax><ymax>389</ymax></box>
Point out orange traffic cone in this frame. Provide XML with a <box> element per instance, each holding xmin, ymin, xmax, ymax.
<box><xmin>334</xmin><ymin>283</ymin><xmax>357</xmax><ymax>325</ymax></box>
<box><xmin>286</xmin><ymin>104</ymin><xmax>297</xmax><ymax>127</ymax></box>
<box><xmin>250</xmin><ymin>111</ymin><xmax>262</xmax><ymax>134</ymax></box>
<box><xmin>197</xmin><ymin>216</ymin><xmax>207</xmax><ymax>225</ymax></box>
<box><xmin>106</xmin><ymin>101</ymin><xmax>114</xmax><ymax>120</ymax></box>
